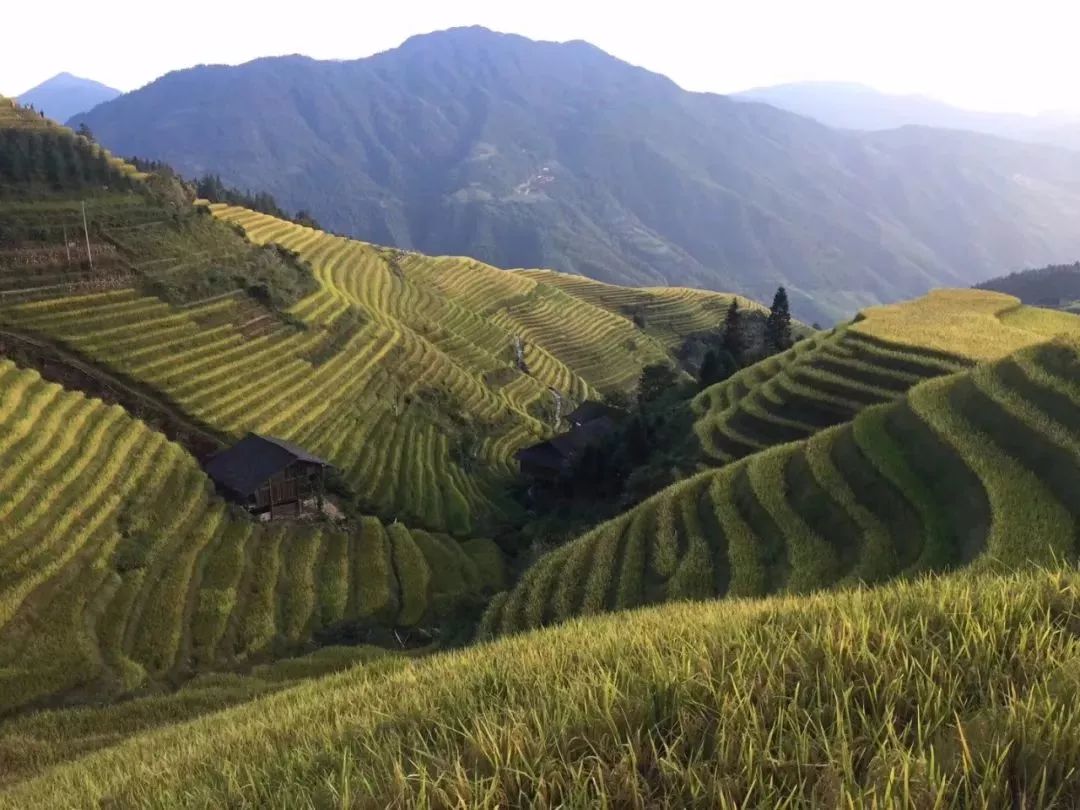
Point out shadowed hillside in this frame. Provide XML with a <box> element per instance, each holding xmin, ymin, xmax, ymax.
<box><xmin>72</xmin><ymin>27</ymin><xmax>1080</xmax><ymax>323</ymax></box>
<box><xmin>977</xmin><ymin>261</ymin><xmax>1080</xmax><ymax>313</ymax></box>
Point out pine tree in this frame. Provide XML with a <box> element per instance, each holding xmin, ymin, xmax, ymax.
<box><xmin>699</xmin><ymin>348</ymin><xmax>737</xmax><ymax>389</ymax></box>
<box><xmin>765</xmin><ymin>286</ymin><xmax>793</xmax><ymax>354</ymax></box>
<box><xmin>637</xmin><ymin>363</ymin><xmax>678</xmax><ymax>407</ymax></box>
<box><xmin>722</xmin><ymin>299</ymin><xmax>744</xmax><ymax>361</ymax></box>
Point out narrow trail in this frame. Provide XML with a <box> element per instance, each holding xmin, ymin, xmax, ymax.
<box><xmin>0</xmin><ymin>326</ymin><xmax>226</xmax><ymax>461</ymax></box>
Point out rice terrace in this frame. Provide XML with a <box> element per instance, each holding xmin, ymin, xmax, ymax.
<box><xmin>3</xmin><ymin>9</ymin><xmax>1080</xmax><ymax>808</ymax></box>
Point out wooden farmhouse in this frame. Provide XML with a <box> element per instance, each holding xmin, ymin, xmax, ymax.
<box><xmin>515</xmin><ymin>402</ymin><xmax>617</xmax><ymax>481</ymax></box>
<box><xmin>565</xmin><ymin>401</ymin><xmax>621</xmax><ymax>428</ymax></box>
<box><xmin>204</xmin><ymin>433</ymin><xmax>332</xmax><ymax>519</ymax></box>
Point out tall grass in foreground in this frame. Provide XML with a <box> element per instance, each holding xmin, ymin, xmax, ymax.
<box><xmin>8</xmin><ymin>567</ymin><xmax>1080</xmax><ymax>808</ymax></box>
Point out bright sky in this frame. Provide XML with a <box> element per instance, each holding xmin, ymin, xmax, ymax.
<box><xmin>4</xmin><ymin>0</ymin><xmax>1076</xmax><ymax>115</ymax></box>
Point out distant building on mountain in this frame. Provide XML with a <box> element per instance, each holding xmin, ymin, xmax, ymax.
<box><xmin>204</xmin><ymin>433</ymin><xmax>331</xmax><ymax>519</ymax></box>
<box><xmin>515</xmin><ymin>401</ymin><xmax>617</xmax><ymax>480</ymax></box>
<box><xmin>565</xmin><ymin>401</ymin><xmax>620</xmax><ymax>428</ymax></box>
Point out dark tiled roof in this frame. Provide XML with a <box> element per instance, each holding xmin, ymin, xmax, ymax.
<box><xmin>566</xmin><ymin>401</ymin><xmax>620</xmax><ymax>425</ymax></box>
<box><xmin>204</xmin><ymin>433</ymin><xmax>330</xmax><ymax>497</ymax></box>
<box><xmin>515</xmin><ymin>416</ymin><xmax>616</xmax><ymax>470</ymax></box>
<box><xmin>514</xmin><ymin>441</ymin><xmax>565</xmax><ymax>471</ymax></box>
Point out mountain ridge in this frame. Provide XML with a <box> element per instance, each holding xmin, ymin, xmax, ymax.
<box><xmin>72</xmin><ymin>26</ymin><xmax>1080</xmax><ymax>323</ymax></box>
<box><xmin>16</xmin><ymin>72</ymin><xmax>120</xmax><ymax>125</ymax></box>
<box><xmin>733</xmin><ymin>80</ymin><xmax>1080</xmax><ymax>149</ymax></box>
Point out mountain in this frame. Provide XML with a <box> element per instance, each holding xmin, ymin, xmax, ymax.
<box><xmin>16</xmin><ymin>72</ymin><xmax>120</xmax><ymax>124</ymax></box>
<box><xmin>72</xmin><ymin>27</ymin><xmax>1080</xmax><ymax>324</ymax></box>
<box><xmin>734</xmin><ymin>81</ymin><xmax>1080</xmax><ymax>150</ymax></box>
<box><xmin>3</xmin><ymin>92</ymin><xmax>1080</xmax><ymax>802</ymax></box>
<box><xmin>976</xmin><ymin>261</ymin><xmax>1080</xmax><ymax>312</ymax></box>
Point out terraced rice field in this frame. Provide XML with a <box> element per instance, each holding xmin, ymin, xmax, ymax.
<box><xmin>483</xmin><ymin>336</ymin><xmax>1080</xmax><ymax>635</ymax></box>
<box><xmin>0</xmin><ymin>205</ymin><xmax>735</xmax><ymax>533</ymax></box>
<box><xmin>692</xmin><ymin>289</ymin><xmax>1078</xmax><ymax>465</ymax></box>
<box><xmin>0</xmin><ymin>210</ymin><xmax>639</xmax><ymax>533</ymax></box>
<box><xmin>0</xmin><ymin>360</ymin><xmax>504</xmax><ymax>715</ymax></box>
<box><xmin>517</xmin><ymin>268</ymin><xmax>762</xmax><ymax>350</ymax></box>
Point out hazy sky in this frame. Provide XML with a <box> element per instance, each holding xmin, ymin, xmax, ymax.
<box><xmin>4</xmin><ymin>0</ymin><xmax>1076</xmax><ymax>114</ymax></box>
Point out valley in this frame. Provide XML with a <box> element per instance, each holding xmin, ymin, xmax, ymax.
<box><xmin>1</xmin><ymin>19</ymin><xmax>1080</xmax><ymax>806</ymax></box>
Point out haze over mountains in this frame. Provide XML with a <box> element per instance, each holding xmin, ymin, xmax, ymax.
<box><xmin>67</xmin><ymin>28</ymin><xmax>1080</xmax><ymax>322</ymax></box>
<box><xmin>734</xmin><ymin>81</ymin><xmax>1080</xmax><ymax>150</ymax></box>
<box><xmin>16</xmin><ymin>72</ymin><xmax>120</xmax><ymax>124</ymax></box>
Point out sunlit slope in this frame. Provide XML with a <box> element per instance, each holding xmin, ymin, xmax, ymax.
<box><xmin>483</xmin><ymin>337</ymin><xmax>1080</xmax><ymax>636</ymax></box>
<box><xmin>8</xmin><ymin>568</ymin><xmax>1080</xmax><ymax>807</ymax></box>
<box><xmin>516</xmin><ymin>268</ymin><xmax>762</xmax><ymax>349</ymax></box>
<box><xmin>212</xmin><ymin>205</ymin><xmax>682</xmax><ymax>393</ymax></box>
<box><xmin>0</xmin><ymin>360</ymin><xmax>503</xmax><ymax>715</ymax></box>
<box><xmin>0</xmin><ymin>204</ymin><xmax>719</xmax><ymax>533</ymax></box>
<box><xmin>693</xmin><ymin>290</ymin><xmax>1080</xmax><ymax>464</ymax></box>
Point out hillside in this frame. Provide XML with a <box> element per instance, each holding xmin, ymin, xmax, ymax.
<box><xmin>71</xmin><ymin>27</ymin><xmax>1080</xmax><ymax>323</ymax></box>
<box><xmin>0</xmin><ymin>102</ymin><xmax>713</xmax><ymax>718</ymax></box>
<box><xmin>0</xmin><ymin>81</ymin><xmax>1079</xmax><ymax>806</ymax></box>
<box><xmin>694</xmin><ymin>289</ymin><xmax>1079</xmax><ymax>465</ymax></box>
<box><xmin>483</xmin><ymin>301</ymin><xmax>1080</xmax><ymax>635</ymax></box>
<box><xmin>0</xmin><ymin>198</ymin><xmax>749</xmax><ymax>535</ymax></box>
<box><xmin>15</xmin><ymin>73</ymin><xmax>120</xmax><ymax>126</ymax></box>
<box><xmin>0</xmin><ymin>358</ymin><xmax>505</xmax><ymax>715</ymax></box>
<box><xmin>0</xmin><ymin>101</ymin><xmax>760</xmax><ymax>539</ymax></box>
<box><xmin>977</xmin><ymin>261</ymin><xmax>1080</xmax><ymax>313</ymax></box>
<box><xmin>733</xmin><ymin>81</ymin><xmax>1080</xmax><ymax>150</ymax></box>
<box><xmin>6</xmin><ymin>567</ymin><xmax>1080</xmax><ymax>807</ymax></box>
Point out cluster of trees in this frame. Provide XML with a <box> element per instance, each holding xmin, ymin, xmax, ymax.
<box><xmin>0</xmin><ymin>129</ymin><xmax>133</xmax><ymax>194</ymax></box>
<box><xmin>194</xmin><ymin>174</ymin><xmax>321</xmax><ymax>230</ymax></box>
<box><xmin>549</xmin><ymin>363</ymin><xmax>699</xmax><ymax>511</ymax></box>
<box><xmin>975</xmin><ymin>261</ymin><xmax>1080</xmax><ymax>309</ymax></box>
<box><xmin>540</xmin><ymin>287</ymin><xmax>796</xmax><ymax>507</ymax></box>
<box><xmin>698</xmin><ymin>286</ymin><xmax>793</xmax><ymax>389</ymax></box>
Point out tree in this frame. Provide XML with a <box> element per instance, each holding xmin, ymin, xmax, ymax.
<box><xmin>698</xmin><ymin>348</ymin><xmax>737</xmax><ymax>389</ymax></box>
<box><xmin>722</xmin><ymin>299</ymin><xmax>744</xmax><ymax>361</ymax></box>
<box><xmin>624</xmin><ymin>413</ymin><xmax>653</xmax><ymax>464</ymax></box>
<box><xmin>602</xmin><ymin>389</ymin><xmax>633</xmax><ymax>413</ymax></box>
<box><xmin>765</xmin><ymin>286</ymin><xmax>793</xmax><ymax>354</ymax></box>
<box><xmin>76</xmin><ymin>123</ymin><xmax>95</xmax><ymax>143</ymax></box>
<box><xmin>637</xmin><ymin>363</ymin><xmax>678</xmax><ymax>407</ymax></box>
<box><xmin>295</xmin><ymin>209</ymin><xmax>321</xmax><ymax>229</ymax></box>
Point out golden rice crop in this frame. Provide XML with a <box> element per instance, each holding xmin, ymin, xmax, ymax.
<box><xmin>9</xmin><ymin>567</ymin><xmax>1080</xmax><ymax>808</ymax></box>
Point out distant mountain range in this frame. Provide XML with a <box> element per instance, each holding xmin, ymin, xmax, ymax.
<box><xmin>733</xmin><ymin>82</ymin><xmax>1080</xmax><ymax>150</ymax></box>
<box><xmin>17</xmin><ymin>72</ymin><xmax>120</xmax><ymax>125</ymax></box>
<box><xmin>72</xmin><ymin>28</ymin><xmax>1080</xmax><ymax>322</ymax></box>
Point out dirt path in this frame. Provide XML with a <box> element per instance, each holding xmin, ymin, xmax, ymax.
<box><xmin>0</xmin><ymin>326</ymin><xmax>226</xmax><ymax>461</ymax></box>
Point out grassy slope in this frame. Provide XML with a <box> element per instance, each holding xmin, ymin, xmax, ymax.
<box><xmin>485</xmin><ymin>330</ymin><xmax>1080</xmax><ymax>636</ymax></box>
<box><xmin>7</xmin><ymin>567</ymin><xmax>1080</xmax><ymax>807</ymax></box>
<box><xmin>0</xmin><ymin>359</ymin><xmax>505</xmax><ymax>715</ymax></box>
